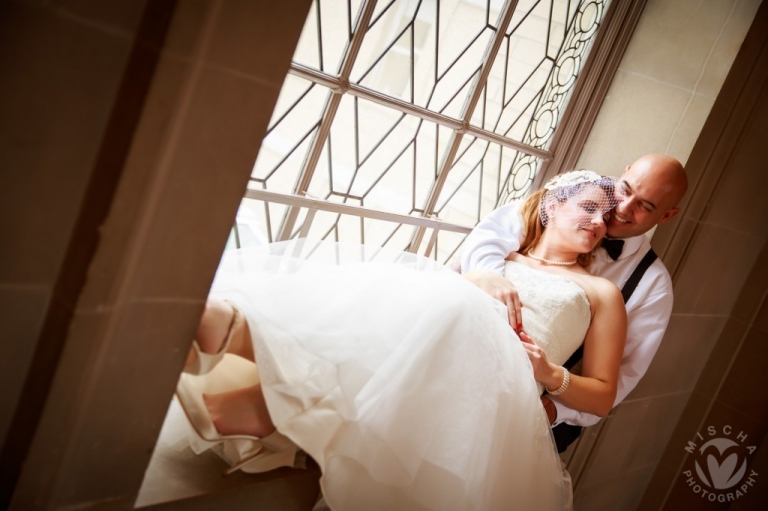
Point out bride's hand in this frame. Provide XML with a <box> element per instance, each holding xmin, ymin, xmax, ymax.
<box><xmin>463</xmin><ymin>270</ymin><xmax>523</xmax><ymax>332</ymax></box>
<box><xmin>519</xmin><ymin>331</ymin><xmax>563</xmax><ymax>390</ymax></box>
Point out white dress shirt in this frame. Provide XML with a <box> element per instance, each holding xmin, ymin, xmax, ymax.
<box><xmin>460</xmin><ymin>202</ymin><xmax>673</xmax><ymax>428</ymax></box>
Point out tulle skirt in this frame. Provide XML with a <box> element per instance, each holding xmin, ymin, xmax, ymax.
<box><xmin>206</xmin><ymin>240</ymin><xmax>572</xmax><ymax>510</ymax></box>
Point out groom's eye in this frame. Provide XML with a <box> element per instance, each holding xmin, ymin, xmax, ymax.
<box><xmin>620</xmin><ymin>182</ymin><xmax>630</xmax><ymax>197</ymax></box>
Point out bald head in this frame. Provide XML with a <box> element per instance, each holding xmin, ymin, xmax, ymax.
<box><xmin>606</xmin><ymin>154</ymin><xmax>688</xmax><ymax>238</ymax></box>
<box><xmin>629</xmin><ymin>154</ymin><xmax>688</xmax><ymax>207</ymax></box>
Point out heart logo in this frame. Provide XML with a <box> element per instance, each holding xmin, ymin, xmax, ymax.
<box><xmin>694</xmin><ymin>438</ymin><xmax>747</xmax><ymax>489</ymax></box>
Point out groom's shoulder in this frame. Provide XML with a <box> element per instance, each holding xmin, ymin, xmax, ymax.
<box><xmin>647</xmin><ymin>257</ymin><xmax>672</xmax><ymax>289</ymax></box>
<box><xmin>633</xmin><ymin>235</ymin><xmax>671</xmax><ymax>278</ymax></box>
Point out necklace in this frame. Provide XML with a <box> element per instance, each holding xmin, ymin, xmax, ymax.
<box><xmin>527</xmin><ymin>252</ymin><xmax>578</xmax><ymax>266</ymax></box>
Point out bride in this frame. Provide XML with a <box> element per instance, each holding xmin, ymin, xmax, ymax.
<box><xmin>175</xmin><ymin>170</ymin><xmax>626</xmax><ymax>510</ymax></box>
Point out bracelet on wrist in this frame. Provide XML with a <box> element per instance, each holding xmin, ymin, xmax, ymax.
<box><xmin>545</xmin><ymin>366</ymin><xmax>570</xmax><ymax>396</ymax></box>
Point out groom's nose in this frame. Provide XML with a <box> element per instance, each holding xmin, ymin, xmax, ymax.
<box><xmin>620</xmin><ymin>194</ymin><xmax>641</xmax><ymax>213</ymax></box>
<box><xmin>614</xmin><ymin>192</ymin><xmax>634</xmax><ymax>213</ymax></box>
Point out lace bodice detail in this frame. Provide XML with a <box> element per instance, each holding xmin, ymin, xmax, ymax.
<box><xmin>504</xmin><ymin>261</ymin><xmax>591</xmax><ymax>388</ymax></box>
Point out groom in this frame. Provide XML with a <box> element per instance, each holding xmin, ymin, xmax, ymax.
<box><xmin>460</xmin><ymin>154</ymin><xmax>688</xmax><ymax>452</ymax></box>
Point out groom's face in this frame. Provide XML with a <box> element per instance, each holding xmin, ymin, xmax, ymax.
<box><xmin>605</xmin><ymin>159</ymin><xmax>682</xmax><ymax>239</ymax></box>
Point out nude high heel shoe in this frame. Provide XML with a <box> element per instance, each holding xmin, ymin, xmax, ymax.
<box><xmin>184</xmin><ymin>301</ymin><xmax>241</xmax><ymax>376</ymax></box>
<box><xmin>175</xmin><ymin>373</ymin><xmax>298</xmax><ymax>474</ymax></box>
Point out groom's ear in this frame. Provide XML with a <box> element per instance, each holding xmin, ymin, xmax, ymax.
<box><xmin>656</xmin><ymin>207</ymin><xmax>680</xmax><ymax>226</ymax></box>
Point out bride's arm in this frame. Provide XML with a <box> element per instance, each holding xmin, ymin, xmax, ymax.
<box><xmin>526</xmin><ymin>279</ymin><xmax>626</xmax><ymax>417</ymax></box>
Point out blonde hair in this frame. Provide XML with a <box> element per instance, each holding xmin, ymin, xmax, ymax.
<box><xmin>518</xmin><ymin>189</ymin><xmax>594</xmax><ymax>268</ymax></box>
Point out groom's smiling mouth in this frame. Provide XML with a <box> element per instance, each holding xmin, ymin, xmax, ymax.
<box><xmin>612</xmin><ymin>212</ymin><xmax>632</xmax><ymax>224</ymax></box>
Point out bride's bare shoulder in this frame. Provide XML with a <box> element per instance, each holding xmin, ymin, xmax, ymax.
<box><xmin>574</xmin><ymin>273</ymin><xmax>622</xmax><ymax>307</ymax></box>
<box><xmin>590</xmin><ymin>276</ymin><xmax>624</xmax><ymax>313</ymax></box>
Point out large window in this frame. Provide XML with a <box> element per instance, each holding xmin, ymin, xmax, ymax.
<box><xmin>239</xmin><ymin>0</ymin><xmax>610</xmax><ymax>263</ymax></box>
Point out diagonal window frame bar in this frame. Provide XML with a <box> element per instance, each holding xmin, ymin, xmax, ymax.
<box><xmin>409</xmin><ymin>0</ymin><xmax>520</xmax><ymax>251</ymax></box>
<box><xmin>277</xmin><ymin>0</ymin><xmax>380</xmax><ymax>241</ymax></box>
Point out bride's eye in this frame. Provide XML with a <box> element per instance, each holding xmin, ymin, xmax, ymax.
<box><xmin>579</xmin><ymin>201</ymin><xmax>598</xmax><ymax>214</ymax></box>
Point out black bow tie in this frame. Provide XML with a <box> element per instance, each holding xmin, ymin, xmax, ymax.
<box><xmin>601</xmin><ymin>238</ymin><xmax>625</xmax><ymax>261</ymax></box>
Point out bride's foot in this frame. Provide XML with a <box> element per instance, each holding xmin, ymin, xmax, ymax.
<box><xmin>203</xmin><ymin>384</ymin><xmax>276</xmax><ymax>439</ymax></box>
<box><xmin>184</xmin><ymin>299</ymin><xmax>255</xmax><ymax>371</ymax></box>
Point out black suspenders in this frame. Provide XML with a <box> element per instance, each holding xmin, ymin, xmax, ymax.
<box><xmin>621</xmin><ymin>248</ymin><xmax>658</xmax><ymax>304</ymax></box>
<box><xmin>561</xmin><ymin>248</ymin><xmax>658</xmax><ymax>371</ymax></box>
<box><xmin>551</xmin><ymin>248</ymin><xmax>659</xmax><ymax>454</ymax></box>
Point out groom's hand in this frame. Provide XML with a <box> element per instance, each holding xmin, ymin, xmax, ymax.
<box><xmin>541</xmin><ymin>397</ymin><xmax>557</xmax><ymax>425</ymax></box>
<box><xmin>463</xmin><ymin>270</ymin><xmax>523</xmax><ymax>331</ymax></box>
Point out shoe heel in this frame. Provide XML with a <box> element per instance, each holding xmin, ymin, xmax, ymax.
<box><xmin>224</xmin><ymin>445</ymin><xmax>266</xmax><ymax>475</ymax></box>
<box><xmin>184</xmin><ymin>302</ymin><xmax>242</xmax><ymax>376</ymax></box>
<box><xmin>223</xmin><ymin>434</ymin><xmax>299</xmax><ymax>475</ymax></box>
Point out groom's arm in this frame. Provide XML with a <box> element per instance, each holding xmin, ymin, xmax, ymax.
<box><xmin>550</xmin><ymin>278</ymin><xmax>674</xmax><ymax>428</ymax></box>
<box><xmin>461</xmin><ymin>202</ymin><xmax>526</xmax><ymax>328</ymax></box>
<box><xmin>460</xmin><ymin>202</ymin><xmax>524</xmax><ymax>274</ymax></box>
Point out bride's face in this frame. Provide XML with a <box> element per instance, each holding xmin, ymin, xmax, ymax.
<box><xmin>548</xmin><ymin>186</ymin><xmax>611</xmax><ymax>252</ymax></box>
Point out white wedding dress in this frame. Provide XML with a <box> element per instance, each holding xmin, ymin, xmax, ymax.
<box><xmin>196</xmin><ymin>240</ymin><xmax>590</xmax><ymax>511</ymax></box>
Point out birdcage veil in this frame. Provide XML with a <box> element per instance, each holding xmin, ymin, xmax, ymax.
<box><xmin>539</xmin><ymin>170</ymin><xmax>619</xmax><ymax>228</ymax></box>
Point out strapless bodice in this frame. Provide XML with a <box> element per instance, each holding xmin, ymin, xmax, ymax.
<box><xmin>504</xmin><ymin>261</ymin><xmax>591</xmax><ymax>389</ymax></box>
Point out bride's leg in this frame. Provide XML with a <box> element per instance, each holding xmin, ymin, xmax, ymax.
<box><xmin>185</xmin><ymin>298</ymin><xmax>255</xmax><ymax>368</ymax></box>
<box><xmin>203</xmin><ymin>384</ymin><xmax>276</xmax><ymax>438</ymax></box>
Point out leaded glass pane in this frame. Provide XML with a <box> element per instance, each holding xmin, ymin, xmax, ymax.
<box><xmin>251</xmin><ymin>74</ymin><xmax>330</xmax><ymax>191</ymax></box>
<box><xmin>435</xmin><ymin>137</ymin><xmax>535</xmax><ymax>224</ymax></box>
<box><xmin>475</xmin><ymin>0</ymin><xmax>607</xmax><ymax>149</ymax></box>
<box><xmin>305</xmin><ymin>94</ymin><xmax>454</xmax><ymax>215</ymax></box>
<box><xmin>293</xmin><ymin>0</ymin><xmax>363</xmax><ymax>74</ymax></box>
<box><xmin>245</xmin><ymin>0</ymin><xmax>611</xmax><ymax>253</ymax></box>
<box><xmin>351</xmin><ymin>0</ymin><xmax>506</xmax><ymax>116</ymax></box>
